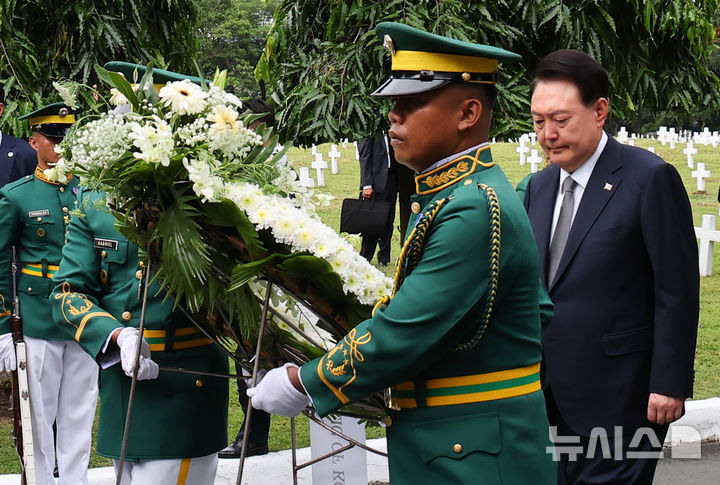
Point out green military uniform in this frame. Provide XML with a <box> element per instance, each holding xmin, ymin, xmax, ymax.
<box><xmin>301</xmin><ymin>146</ymin><xmax>556</xmax><ymax>484</ymax></box>
<box><xmin>298</xmin><ymin>22</ymin><xmax>557</xmax><ymax>484</ymax></box>
<box><xmin>0</xmin><ymin>168</ymin><xmax>78</xmax><ymax>336</ymax></box>
<box><xmin>50</xmin><ymin>189</ymin><xmax>228</xmax><ymax>460</ymax></box>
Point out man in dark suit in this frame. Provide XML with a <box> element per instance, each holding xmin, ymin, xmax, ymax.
<box><xmin>524</xmin><ymin>50</ymin><xmax>699</xmax><ymax>484</ymax></box>
<box><xmin>358</xmin><ymin>134</ymin><xmax>398</xmax><ymax>266</ymax></box>
<box><xmin>0</xmin><ymin>101</ymin><xmax>37</xmax><ymax>187</ymax></box>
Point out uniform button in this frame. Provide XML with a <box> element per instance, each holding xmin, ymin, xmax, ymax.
<box><xmin>135</xmin><ymin>270</ymin><xmax>143</xmax><ymax>280</ymax></box>
<box><xmin>59</xmin><ymin>186</ymin><xmax>64</xmax><ymax>192</ymax></box>
<box><xmin>100</xmin><ymin>270</ymin><xmax>108</xmax><ymax>283</ymax></box>
<box><xmin>121</xmin><ymin>311</ymin><xmax>132</xmax><ymax>322</ymax></box>
<box><xmin>195</xmin><ymin>380</ymin><xmax>204</xmax><ymax>388</ymax></box>
<box><xmin>37</xmin><ymin>228</ymin><xmax>46</xmax><ymax>238</ymax></box>
<box><xmin>101</xmin><ymin>251</ymin><xmax>107</xmax><ymax>258</ymax></box>
<box><xmin>62</xmin><ymin>207</ymin><xmax>69</xmax><ymax>213</ymax></box>
<box><xmin>411</xmin><ymin>202</ymin><xmax>421</xmax><ymax>214</ymax></box>
<box><xmin>27</xmin><ymin>287</ymin><xmax>32</xmax><ymax>293</ymax></box>
<box><xmin>453</xmin><ymin>443</ymin><xmax>463</xmax><ymax>454</ymax></box>
<box><xmin>463</xmin><ymin>179</ymin><xmax>473</xmax><ymax>185</ymax></box>
<box><xmin>36</xmin><ymin>217</ymin><xmax>42</xmax><ymax>222</ymax></box>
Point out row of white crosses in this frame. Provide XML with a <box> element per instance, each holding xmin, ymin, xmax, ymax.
<box><xmin>300</xmin><ymin>142</ymin><xmax>356</xmax><ymax>188</ymax></box>
<box><xmin>614</xmin><ymin>126</ymin><xmax>714</xmax><ymax>194</ymax></box>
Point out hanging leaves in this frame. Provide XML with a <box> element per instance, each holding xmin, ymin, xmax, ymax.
<box><xmin>258</xmin><ymin>0</ymin><xmax>720</xmax><ymax>143</ymax></box>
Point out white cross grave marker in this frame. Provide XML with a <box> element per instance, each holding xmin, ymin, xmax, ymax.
<box><xmin>628</xmin><ymin>139</ymin><xmax>635</xmax><ymax>146</ymax></box>
<box><xmin>312</xmin><ymin>153</ymin><xmax>328</xmax><ymax>186</ymax></box>
<box><xmin>354</xmin><ymin>141</ymin><xmax>359</xmax><ymax>160</ymax></box>
<box><xmin>647</xmin><ymin>146</ymin><xmax>655</xmax><ymax>153</ymax></box>
<box><xmin>683</xmin><ymin>141</ymin><xmax>697</xmax><ymax>169</ymax></box>
<box><xmin>516</xmin><ymin>135</ymin><xmax>530</xmax><ymax>165</ymax></box>
<box><xmin>694</xmin><ymin>214</ymin><xmax>720</xmax><ymax>276</ymax></box>
<box><xmin>527</xmin><ymin>149</ymin><xmax>543</xmax><ymax>174</ymax></box>
<box><xmin>311</xmin><ymin>144</ymin><xmax>317</xmax><ymax>155</ymax></box>
<box><xmin>328</xmin><ymin>144</ymin><xmax>341</xmax><ymax>174</ymax></box>
<box><xmin>701</xmin><ymin>127</ymin><xmax>712</xmax><ymax>146</ymax></box>
<box><xmin>298</xmin><ymin>166</ymin><xmax>315</xmax><ymax>187</ymax></box>
<box><xmin>657</xmin><ymin>126</ymin><xmax>668</xmax><ymax>146</ymax></box>
<box><xmin>616</xmin><ymin>127</ymin><xmax>629</xmax><ymax>144</ymax></box>
<box><xmin>528</xmin><ymin>132</ymin><xmax>537</xmax><ymax>146</ymax></box>
<box><xmin>692</xmin><ymin>162</ymin><xmax>711</xmax><ymax>193</ymax></box>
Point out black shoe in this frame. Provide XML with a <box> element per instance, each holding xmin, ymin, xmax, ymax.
<box><xmin>378</xmin><ymin>262</ymin><xmax>388</xmax><ymax>267</ymax></box>
<box><xmin>53</xmin><ymin>463</ymin><xmax>59</xmax><ymax>478</ymax></box>
<box><xmin>218</xmin><ymin>439</ymin><xmax>269</xmax><ymax>459</ymax></box>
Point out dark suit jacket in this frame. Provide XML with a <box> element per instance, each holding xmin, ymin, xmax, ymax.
<box><xmin>359</xmin><ymin>135</ymin><xmax>397</xmax><ymax>196</ymax></box>
<box><xmin>0</xmin><ymin>132</ymin><xmax>36</xmax><ymax>188</ymax></box>
<box><xmin>524</xmin><ymin>135</ymin><xmax>699</xmax><ymax>436</ymax></box>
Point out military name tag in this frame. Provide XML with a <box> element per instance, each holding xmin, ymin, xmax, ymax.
<box><xmin>93</xmin><ymin>238</ymin><xmax>119</xmax><ymax>250</ymax></box>
<box><xmin>28</xmin><ymin>209</ymin><xmax>50</xmax><ymax>218</ymax></box>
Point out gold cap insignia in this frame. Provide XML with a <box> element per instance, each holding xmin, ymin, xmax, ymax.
<box><xmin>58</xmin><ymin>107</ymin><xmax>69</xmax><ymax>117</ymax></box>
<box><xmin>462</xmin><ymin>72</ymin><xmax>471</xmax><ymax>81</ymax></box>
<box><xmin>383</xmin><ymin>34</ymin><xmax>396</xmax><ymax>55</ymax></box>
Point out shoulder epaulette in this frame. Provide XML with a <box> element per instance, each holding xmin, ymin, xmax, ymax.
<box><xmin>1</xmin><ymin>174</ymin><xmax>35</xmax><ymax>193</ymax></box>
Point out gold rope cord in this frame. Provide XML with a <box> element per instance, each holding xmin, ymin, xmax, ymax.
<box><xmin>372</xmin><ymin>185</ymin><xmax>501</xmax><ymax>351</ymax></box>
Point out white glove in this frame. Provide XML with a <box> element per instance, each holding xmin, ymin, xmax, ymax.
<box><xmin>0</xmin><ymin>333</ymin><xmax>16</xmax><ymax>373</ymax></box>
<box><xmin>116</xmin><ymin>327</ymin><xmax>159</xmax><ymax>380</ymax></box>
<box><xmin>247</xmin><ymin>363</ymin><xmax>311</xmax><ymax>417</ymax></box>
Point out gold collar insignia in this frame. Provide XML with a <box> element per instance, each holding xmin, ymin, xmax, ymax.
<box><xmin>415</xmin><ymin>145</ymin><xmax>494</xmax><ymax>195</ymax></box>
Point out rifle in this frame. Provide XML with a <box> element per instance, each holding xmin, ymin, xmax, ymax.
<box><xmin>10</xmin><ymin>247</ymin><xmax>34</xmax><ymax>484</ymax></box>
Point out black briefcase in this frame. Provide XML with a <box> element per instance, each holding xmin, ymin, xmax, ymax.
<box><xmin>340</xmin><ymin>198</ymin><xmax>392</xmax><ymax>237</ymax></box>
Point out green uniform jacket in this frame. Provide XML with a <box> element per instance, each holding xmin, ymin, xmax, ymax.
<box><xmin>0</xmin><ymin>167</ymin><xmax>77</xmax><ymax>339</ymax></box>
<box><xmin>50</xmin><ymin>189</ymin><xmax>228</xmax><ymax>460</ymax></box>
<box><xmin>301</xmin><ymin>146</ymin><xmax>556</xmax><ymax>484</ymax></box>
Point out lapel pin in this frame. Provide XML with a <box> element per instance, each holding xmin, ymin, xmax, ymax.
<box><xmin>603</xmin><ymin>182</ymin><xmax>613</xmax><ymax>191</ymax></box>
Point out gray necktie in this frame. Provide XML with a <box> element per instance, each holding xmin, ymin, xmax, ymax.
<box><xmin>548</xmin><ymin>176</ymin><xmax>577</xmax><ymax>283</ymax></box>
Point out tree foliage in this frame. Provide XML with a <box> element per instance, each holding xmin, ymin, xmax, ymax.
<box><xmin>258</xmin><ymin>0</ymin><xmax>720</xmax><ymax>145</ymax></box>
<box><xmin>0</xmin><ymin>0</ymin><xmax>201</xmax><ymax>136</ymax></box>
<box><xmin>196</xmin><ymin>0</ymin><xmax>278</xmax><ymax>99</ymax></box>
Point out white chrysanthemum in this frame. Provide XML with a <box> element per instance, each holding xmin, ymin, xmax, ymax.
<box><xmin>109</xmin><ymin>88</ymin><xmax>129</xmax><ymax>107</ymax></box>
<box><xmin>159</xmin><ymin>80</ymin><xmax>208</xmax><ymax>115</ymax></box>
<box><xmin>225</xmin><ymin>181</ymin><xmax>393</xmax><ymax>304</ymax></box>
<box><xmin>128</xmin><ymin>117</ymin><xmax>174</xmax><ymax>166</ymax></box>
<box><xmin>184</xmin><ymin>158</ymin><xmax>225</xmax><ymax>202</ymax></box>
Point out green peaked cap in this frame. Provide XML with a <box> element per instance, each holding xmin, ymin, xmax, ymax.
<box><xmin>372</xmin><ymin>22</ymin><xmax>521</xmax><ymax>97</ymax></box>
<box><xmin>103</xmin><ymin>61</ymin><xmax>205</xmax><ymax>86</ymax></box>
<box><xmin>19</xmin><ymin>102</ymin><xmax>81</xmax><ymax>139</ymax></box>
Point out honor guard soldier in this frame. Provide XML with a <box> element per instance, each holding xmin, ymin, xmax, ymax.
<box><xmin>0</xmin><ymin>102</ymin><xmax>99</xmax><ymax>485</ymax></box>
<box><xmin>249</xmin><ymin>23</ymin><xmax>557</xmax><ymax>484</ymax></box>
<box><xmin>50</xmin><ymin>63</ymin><xmax>229</xmax><ymax>485</ymax></box>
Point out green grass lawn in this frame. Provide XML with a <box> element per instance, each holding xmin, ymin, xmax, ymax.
<box><xmin>1</xmin><ymin>137</ymin><xmax>719</xmax><ymax>474</ymax></box>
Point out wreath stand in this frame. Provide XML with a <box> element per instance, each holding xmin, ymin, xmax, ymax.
<box><xmin>118</xmin><ymin>275</ymin><xmax>387</xmax><ymax>485</ymax></box>
<box><xmin>235</xmin><ymin>281</ymin><xmax>388</xmax><ymax>485</ymax></box>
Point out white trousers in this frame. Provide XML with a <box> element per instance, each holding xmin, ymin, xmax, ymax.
<box><xmin>113</xmin><ymin>454</ymin><xmax>219</xmax><ymax>485</ymax></box>
<box><xmin>25</xmin><ymin>336</ymin><xmax>99</xmax><ymax>485</ymax></box>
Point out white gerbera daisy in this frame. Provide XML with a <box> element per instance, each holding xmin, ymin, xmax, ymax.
<box><xmin>159</xmin><ymin>80</ymin><xmax>208</xmax><ymax>115</ymax></box>
<box><xmin>206</xmin><ymin>105</ymin><xmax>239</xmax><ymax>134</ymax></box>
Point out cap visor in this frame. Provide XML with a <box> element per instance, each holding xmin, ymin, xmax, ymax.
<box><xmin>36</xmin><ymin>125</ymin><xmax>69</xmax><ymax>139</ymax></box>
<box><xmin>371</xmin><ymin>78</ymin><xmax>451</xmax><ymax>97</ymax></box>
